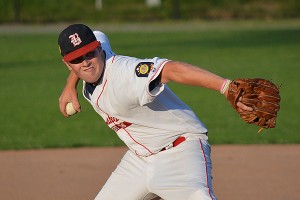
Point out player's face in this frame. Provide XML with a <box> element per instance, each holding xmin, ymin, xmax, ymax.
<box><xmin>65</xmin><ymin>47</ymin><xmax>105</xmax><ymax>83</ymax></box>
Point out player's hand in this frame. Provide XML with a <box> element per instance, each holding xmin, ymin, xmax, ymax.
<box><xmin>236</xmin><ymin>101</ymin><xmax>253</xmax><ymax>111</ymax></box>
<box><xmin>224</xmin><ymin>88</ymin><xmax>253</xmax><ymax>111</ymax></box>
<box><xmin>59</xmin><ymin>85</ymin><xmax>81</xmax><ymax>117</ymax></box>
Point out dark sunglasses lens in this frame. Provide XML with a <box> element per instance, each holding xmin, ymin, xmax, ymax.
<box><xmin>69</xmin><ymin>57</ymin><xmax>84</xmax><ymax>64</ymax></box>
<box><xmin>68</xmin><ymin>49</ymin><xmax>97</xmax><ymax>64</ymax></box>
<box><xmin>86</xmin><ymin>50</ymin><xmax>96</xmax><ymax>59</ymax></box>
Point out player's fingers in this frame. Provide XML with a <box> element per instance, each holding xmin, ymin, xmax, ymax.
<box><xmin>60</xmin><ymin>105</ymin><xmax>69</xmax><ymax>117</ymax></box>
<box><xmin>59</xmin><ymin>96</ymin><xmax>69</xmax><ymax>117</ymax></box>
<box><xmin>236</xmin><ymin>102</ymin><xmax>253</xmax><ymax>111</ymax></box>
<box><xmin>72</xmin><ymin>99</ymin><xmax>81</xmax><ymax>112</ymax></box>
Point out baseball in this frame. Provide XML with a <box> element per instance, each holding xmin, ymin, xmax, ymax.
<box><xmin>66</xmin><ymin>102</ymin><xmax>77</xmax><ymax>116</ymax></box>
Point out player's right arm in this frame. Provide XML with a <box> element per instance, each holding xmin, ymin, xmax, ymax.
<box><xmin>59</xmin><ymin>70</ymin><xmax>81</xmax><ymax>117</ymax></box>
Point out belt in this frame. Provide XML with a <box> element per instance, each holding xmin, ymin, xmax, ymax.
<box><xmin>161</xmin><ymin>136</ymin><xmax>186</xmax><ymax>151</ymax></box>
<box><xmin>160</xmin><ymin>132</ymin><xmax>208</xmax><ymax>152</ymax></box>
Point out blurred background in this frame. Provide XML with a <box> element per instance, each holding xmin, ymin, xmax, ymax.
<box><xmin>1</xmin><ymin>0</ymin><xmax>299</xmax><ymax>23</ymax></box>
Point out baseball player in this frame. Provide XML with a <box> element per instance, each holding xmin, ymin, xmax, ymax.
<box><xmin>58</xmin><ymin>24</ymin><xmax>252</xmax><ymax>200</ymax></box>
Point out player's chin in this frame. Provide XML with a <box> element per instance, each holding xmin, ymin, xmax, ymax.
<box><xmin>84</xmin><ymin>75</ymin><xmax>100</xmax><ymax>84</ymax></box>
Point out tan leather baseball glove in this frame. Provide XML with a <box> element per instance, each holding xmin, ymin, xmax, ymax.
<box><xmin>227</xmin><ymin>78</ymin><xmax>281</xmax><ymax>133</ymax></box>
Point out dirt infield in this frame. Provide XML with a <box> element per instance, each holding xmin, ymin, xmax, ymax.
<box><xmin>0</xmin><ymin>145</ymin><xmax>299</xmax><ymax>200</ymax></box>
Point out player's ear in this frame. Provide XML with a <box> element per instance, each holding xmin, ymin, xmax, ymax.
<box><xmin>62</xmin><ymin>59</ymin><xmax>72</xmax><ymax>71</ymax></box>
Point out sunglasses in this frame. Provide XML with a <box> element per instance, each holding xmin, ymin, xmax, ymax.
<box><xmin>69</xmin><ymin>49</ymin><xmax>98</xmax><ymax>64</ymax></box>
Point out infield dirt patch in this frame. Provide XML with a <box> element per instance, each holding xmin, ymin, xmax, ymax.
<box><xmin>0</xmin><ymin>145</ymin><xmax>299</xmax><ymax>200</ymax></box>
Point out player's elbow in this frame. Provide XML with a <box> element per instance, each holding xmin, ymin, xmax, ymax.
<box><xmin>161</xmin><ymin>61</ymin><xmax>184</xmax><ymax>84</ymax></box>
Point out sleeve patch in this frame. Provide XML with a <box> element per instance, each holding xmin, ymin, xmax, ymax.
<box><xmin>135</xmin><ymin>62</ymin><xmax>154</xmax><ymax>77</ymax></box>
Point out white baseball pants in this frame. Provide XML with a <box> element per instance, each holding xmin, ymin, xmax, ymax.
<box><xmin>94</xmin><ymin>136</ymin><xmax>217</xmax><ymax>200</ymax></box>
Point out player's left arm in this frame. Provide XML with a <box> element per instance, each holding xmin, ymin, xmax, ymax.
<box><xmin>160</xmin><ymin>61</ymin><xmax>252</xmax><ymax>111</ymax></box>
<box><xmin>161</xmin><ymin>61</ymin><xmax>226</xmax><ymax>94</ymax></box>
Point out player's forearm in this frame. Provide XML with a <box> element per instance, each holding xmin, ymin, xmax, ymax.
<box><xmin>59</xmin><ymin>71</ymin><xmax>81</xmax><ymax>117</ymax></box>
<box><xmin>161</xmin><ymin>61</ymin><xmax>226</xmax><ymax>92</ymax></box>
<box><xmin>66</xmin><ymin>70</ymin><xmax>80</xmax><ymax>89</ymax></box>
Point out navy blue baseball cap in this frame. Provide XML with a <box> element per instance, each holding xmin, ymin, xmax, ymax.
<box><xmin>58</xmin><ymin>24</ymin><xmax>100</xmax><ymax>62</ymax></box>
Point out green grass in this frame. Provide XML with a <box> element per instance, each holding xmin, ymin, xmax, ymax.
<box><xmin>0</xmin><ymin>21</ymin><xmax>299</xmax><ymax>150</ymax></box>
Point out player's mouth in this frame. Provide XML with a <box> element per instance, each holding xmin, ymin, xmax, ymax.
<box><xmin>84</xmin><ymin>67</ymin><xmax>94</xmax><ymax>72</ymax></box>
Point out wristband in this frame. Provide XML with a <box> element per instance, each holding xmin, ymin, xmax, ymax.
<box><xmin>220</xmin><ymin>79</ymin><xmax>231</xmax><ymax>94</ymax></box>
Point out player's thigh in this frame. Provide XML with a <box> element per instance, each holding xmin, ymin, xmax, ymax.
<box><xmin>149</xmin><ymin>139</ymin><xmax>216</xmax><ymax>200</ymax></box>
<box><xmin>94</xmin><ymin>150</ymin><xmax>149</xmax><ymax>200</ymax></box>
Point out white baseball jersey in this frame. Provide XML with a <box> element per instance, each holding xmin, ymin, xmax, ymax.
<box><xmin>82</xmin><ymin>32</ymin><xmax>208</xmax><ymax>157</ymax></box>
<box><xmin>87</xmin><ymin>31</ymin><xmax>216</xmax><ymax>200</ymax></box>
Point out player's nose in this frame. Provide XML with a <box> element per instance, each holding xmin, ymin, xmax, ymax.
<box><xmin>82</xmin><ymin>59</ymin><xmax>91</xmax><ymax>67</ymax></box>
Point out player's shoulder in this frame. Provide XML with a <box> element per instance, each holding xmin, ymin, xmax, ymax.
<box><xmin>113</xmin><ymin>55</ymin><xmax>138</xmax><ymax>63</ymax></box>
<box><xmin>111</xmin><ymin>56</ymin><xmax>164</xmax><ymax>66</ymax></box>
<box><xmin>108</xmin><ymin>55</ymin><xmax>139</xmax><ymax>69</ymax></box>
<box><xmin>108</xmin><ymin>56</ymin><xmax>169</xmax><ymax>78</ymax></box>
<box><xmin>106</xmin><ymin>56</ymin><xmax>148</xmax><ymax>79</ymax></box>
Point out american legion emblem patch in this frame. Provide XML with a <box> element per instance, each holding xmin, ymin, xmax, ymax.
<box><xmin>135</xmin><ymin>62</ymin><xmax>154</xmax><ymax>77</ymax></box>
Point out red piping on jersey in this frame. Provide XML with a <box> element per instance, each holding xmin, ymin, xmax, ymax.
<box><xmin>96</xmin><ymin>79</ymin><xmax>108</xmax><ymax>105</ymax></box>
<box><xmin>111</xmin><ymin>55</ymin><xmax>116</xmax><ymax>63</ymax></box>
<box><xmin>146</xmin><ymin>60</ymin><xmax>170</xmax><ymax>97</ymax></box>
<box><xmin>122</xmin><ymin>128</ymin><xmax>154</xmax><ymax>155</ymax></box>
<box><xmin>199</xmin><ymin>140</ymin><xmax>214</xmax><ymax>200</ymax></box>
<box><xmin>96</xmin><ymin>79</ymin><xmax>154</xmax><ymax>155</ymax></box>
